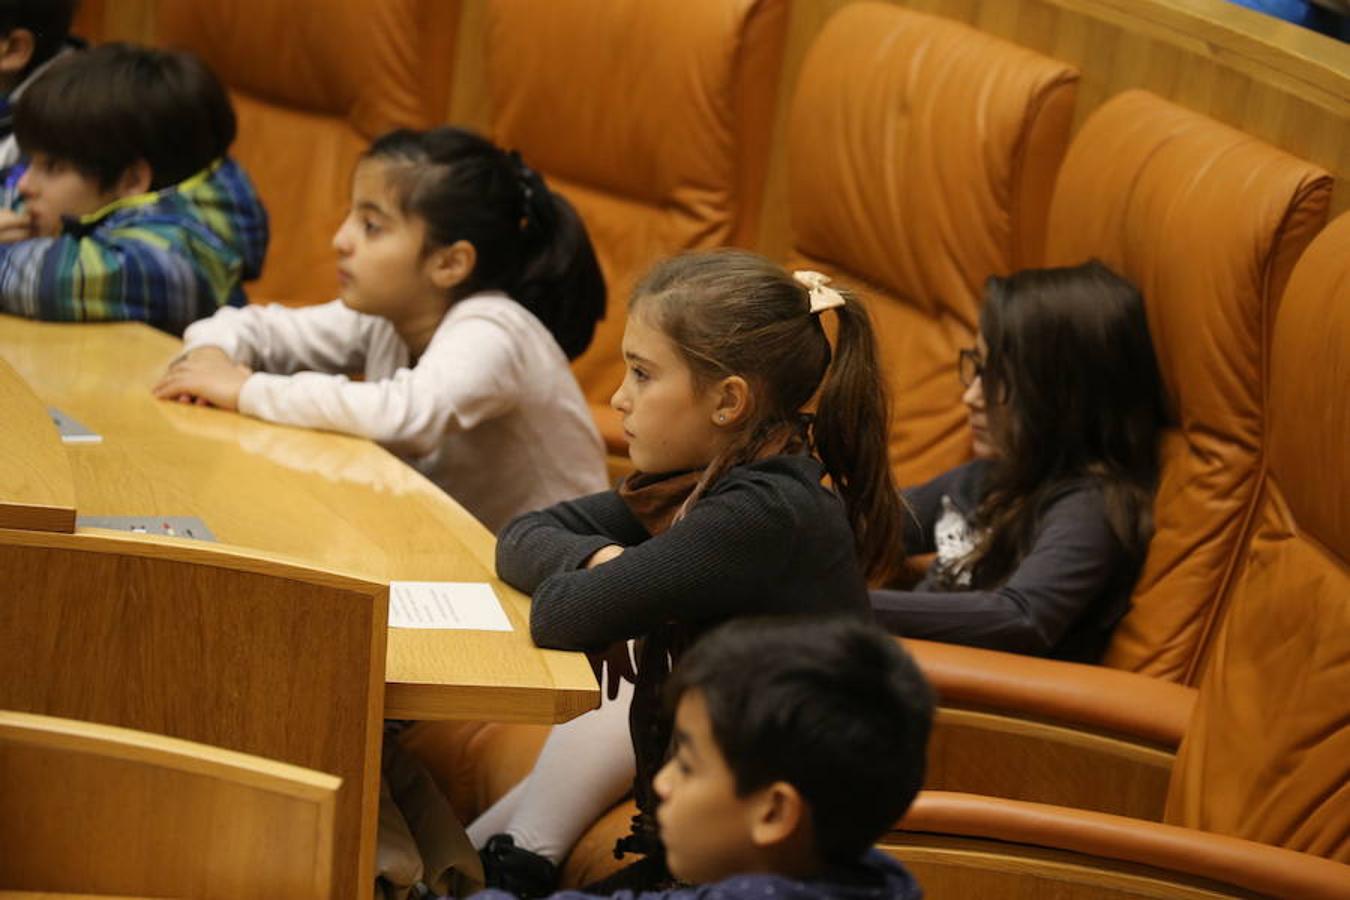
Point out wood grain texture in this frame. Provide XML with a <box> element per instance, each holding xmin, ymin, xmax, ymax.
<box><xmin>0</xmin><ymin>357</ymin><xmax>75</xmax><ymax>533</ymax></box>
<box><xmin>880</xmin><ymin>835</ymin><xmax>1243</xmax><ymax>898</ymax></box>
<box><xmin>0</xmin><ymin>710</ymin><xmax>337</xmax><ymax>900</ymax></box>
<box><xmin>922</xmin><ymin>707</ymin><xmax>1175</xmax><ymax>821</ymax></box>
<box><xmin>0</xmin><ymin>315</ymin><xmax>598</xmax><ymax>724</ymax></box>
<box><xmin>0</xmin><ymin>528</ymin><xmax>384</xmax><ymax>898</ymax></box>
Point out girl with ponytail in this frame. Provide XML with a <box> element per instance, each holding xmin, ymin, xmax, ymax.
<box><xmin>153</xmin><ymin>127</ymin><xmax>609</xmax><ymax>530</ymax></box>
<box><xmin>450</xmin><ymin>249</ymin><xmax>904</xmax><ymax>894</ymax></box>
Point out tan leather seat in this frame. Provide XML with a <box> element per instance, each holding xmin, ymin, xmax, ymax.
<box><xmin>906</xmin><ymin>89</ymin><xmax>1331</xmax><ymax>817</ymax></box>
<box><xmin>482</xmin><ymin>0</ymin><xmax>788</xmax><ymax>454</ymax></box>
<box><xmin>882</xmin><ymin>210</ymin><xmax>1350</xmax><ymax>895</ymax></box>
<box><xmin>1162</xmin><ymin>208</ymin><xmax>1350</xmax><ymax>859</ymax></box>
<box><xmin>787</xmin><ymin>1</ymin><xmax>1077</xmax><ymax>484</ymax></box>
<box><xmin>157</xmin><ymin>0</ymin><xmax>459</xmax><ymax>307</ymax></box>
<box><xmin>1042</xmin><ymin>89</ymin><xmax>1331</xmax><ymax>682</ymax></box>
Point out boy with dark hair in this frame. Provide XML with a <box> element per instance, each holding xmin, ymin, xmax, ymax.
<box><xmin>0</xmin><ymin>42</ymin><xmax>267</xmax><ymax>334</ymax></box>
<box><xmin>476</xmin><ymin>617</ymin><xmax>933</xmax><ymax>900</ymax></box>
<box><xmin>0</xmin><ymin>0</ymin><xmax>82</xmax><ymax>167</ymax></box>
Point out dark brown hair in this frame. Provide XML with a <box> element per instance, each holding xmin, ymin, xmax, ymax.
<box><xmin>365</xmin><ymin>128</ymin><xmax>605</xmax><ymax>360</ymax></box>
<box><xmin>15</xmin><ymin>42</ymin><xmax>235</xmax><ymax>191</ymax></box>
<box><xmin>632</xmin><ymin>249</ymin><xmax>903</xmax><ymax>583</ymax></box>
<box><xmin>964</xmin><ymin>259</ymin><xmax>1167</xmax><ymax>588</ymax></box>
<box><xmin>667</xmin><ymin>616</ymin><xmax>933</xmax><ymax>863</ymax></box>
<box><xmin>0</xmin><ymin>0</ymin><xmax>78</xmax><ymax>75</ymax></box>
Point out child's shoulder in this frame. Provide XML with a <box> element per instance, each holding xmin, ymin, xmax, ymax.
<box><xmin>706</xmin><ymin>851</ymin><xmax>922</xmax><ymax>900</ymax></box>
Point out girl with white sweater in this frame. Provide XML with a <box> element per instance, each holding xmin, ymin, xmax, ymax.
<box><xmin>153</xmin><ymin>127</ymin><xmax>609</xmax><ymax>530</ymax></box>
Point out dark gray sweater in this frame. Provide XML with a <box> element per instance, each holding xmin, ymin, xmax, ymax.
<box><xmin>497</xmin><ymin>454</ymin><xmax>871</xmax><ymax>652</ymax></box>
<box><xmin>870</xmin><ymin>460</ymin><xmax>1136</xmax><ymax>662</ymax></box>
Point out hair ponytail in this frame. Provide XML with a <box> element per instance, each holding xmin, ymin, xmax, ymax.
<box><xmin>632</xmin><ymin>250</ymin><xmax>906</xmax><ymax>584</ymax></box>
<box><xmin>365</xmin><ymin>128</ymin><xmax>606</xmax><ymax>359</ymax></box>
<box><xmin>512</xmin><ymin>161</ymin><xmax>607</xmax><ymax>359</ymax></box>
<box><xmin>813</xmin><ymin>297</ymin><xmax>904</xmax><ymax>584</ymax></box>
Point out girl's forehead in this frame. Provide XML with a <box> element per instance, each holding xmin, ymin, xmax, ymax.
<box><xmin>351</xmin><ymin>159</ymin><xmax>405</xmax><ymax>211</ymax></box>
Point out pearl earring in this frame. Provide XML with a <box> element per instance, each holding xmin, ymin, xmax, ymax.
<box><xmin>716</xmin><ymin>414</ymin><xmax>726</xmax><ymax>424</ymax></box>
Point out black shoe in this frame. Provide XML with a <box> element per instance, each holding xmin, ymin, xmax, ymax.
<box><xmin>480</xmin><ymin>834</ymin><xmax>559</xmax><ymax>899</ymax></box>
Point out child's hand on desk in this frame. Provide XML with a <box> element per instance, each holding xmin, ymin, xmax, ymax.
<box><xmin>0</xmin><ymin>209</ymin><xmax>34</xmax><ymax>243</ymax></box>
<box><xmin>151</xmin><ymin>346</ymin><xmax>252</xmax><ymax>411</ymax></box>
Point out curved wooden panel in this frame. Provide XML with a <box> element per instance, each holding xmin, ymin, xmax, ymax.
<box><xmin>0</xmin><ymin>710</ymin><xmax>338</xmax><ymax>899</ymax></box>
<box><xmin>0</xmin><ymin>528</ymin><xmax>386</xmax><ymax>897</ymax></box>
<box><xmin>0</xmin><ymin>347</ymin><xmax>74</xmax><ymax>533</ymax></box>
<box><xmin>0</xmin><ymin>317</ymin><xmax>598</xmax><ymax>725</ymax></box>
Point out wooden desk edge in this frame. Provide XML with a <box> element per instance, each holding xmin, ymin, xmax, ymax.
<box><xmin>385</xmin><ymin>681</ymin><xmax>600</xmax><ymax>724</ymax></box>
<box><xmin>0</xmin><ymin>501</ymin><xmax>76</xmax><ymax>534</ymax></box>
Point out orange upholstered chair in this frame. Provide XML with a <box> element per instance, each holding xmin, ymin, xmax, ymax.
<box><xmin>881</xmin><ymin>209</ymin><xmax>1350</xmax><ymax>898</ymax></box>
<box><xmin>157</xmin><ymin>0</ymin><xmax>459</xmax><ymax>307</ymax></box>
<box><xmin>905</xmin><ymin>90</ymin><xmax>1331</xmax><ymax>816</ymax></box>
<box><xmin>787</xmin><ymin>2</ymin><xmax>1078</xmax><ymax>484</ymax></box>
<box><xmin>482</xmin><ymin>0</ymin><xmax>788</xmax><ymax>456</ymax></box>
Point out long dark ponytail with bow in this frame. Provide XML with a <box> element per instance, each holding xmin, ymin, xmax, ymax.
<box><xmin>365</xmin><ymin>127</ymin><xmax>605</xmax><ymax>359</ymax></box>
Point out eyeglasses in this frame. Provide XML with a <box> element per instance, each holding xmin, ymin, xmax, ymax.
<box><xmin>957</xmin><ymin>348</ymin><xmax>984</xmax><ymax>387</ymax></box>
<box><xmin>958</xmin><ymin>347</ymin><xmax>1010</xmax><ymax>403</ymax></box>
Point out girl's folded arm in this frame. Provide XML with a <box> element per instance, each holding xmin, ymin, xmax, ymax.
<box><xmin>183</xmin><ymin>300</ymin><xmax>373</xmax><ymax>374</ymax></box>
<box><xmin>870</xmin><ymin>486</ymin><xmax>1121</xmax><ymax>655</ymax></box>
<box><xmin>236</xmin><ymin>314</ymin><xmax>521</xmax><ymax>453</ymax></box>
<box><xmin>527</xmin><ymin>480</ymin><xmax>799</xmax><ymax>651</ymax></box>
<box><xmin>495</xmin><ymin>492</ymin><xmax>652</xmax><ymax>593</ymax></box>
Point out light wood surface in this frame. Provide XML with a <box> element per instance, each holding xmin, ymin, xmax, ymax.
<box><xmin>0</xmin><ymin>527</ymin><xmax>383</xmax><ymax>897</ymax></box>
<box><xmin>0</xmin><ymin>357</ymin><xmax>75</xmax><ymax>533</ymax></box>
<box><xmin>0</xmin><ymin>316</ymin><xmax>598</xmax><ymax>723</ymax></box>
<box><xmin>0</xmin><ymin>710</ymin><xmax>337</xmax><ymax>900</ymax></box>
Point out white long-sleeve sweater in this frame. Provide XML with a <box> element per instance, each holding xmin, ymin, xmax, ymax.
<box><xmin>182</xmin><ymin>292</ymin><xmax>609</xmax><ymax>532</ymax></box>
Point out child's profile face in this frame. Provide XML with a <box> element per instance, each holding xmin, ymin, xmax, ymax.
<box><xmin>17</xmin><ymin>153</ymin><xmax>122</xmax><ymax>237</ymax></box>
<box><xmin>961</xmin><ymin>333</ymin><xmax>1002</xmax><ymax>459</ymax></box>
<box><xmin>611</xmin><ymin>309</ymin><xmax>729</xmax><ymax>474</ymax></box>
<box><xmin>332</xmin><ymin>159</ymin><xmax>441</xmax><ymax>320</ymax></box>
<box><xmin>654</xmin><ymin>690</ymin><xmax>763</xmax><ymax>884</ymax></box>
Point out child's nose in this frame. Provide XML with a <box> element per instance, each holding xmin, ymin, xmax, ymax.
<box><xmin>962</xmin><ymin>376</ymin><xmax>985</xmax><ymax>411</ymax></box>
<box><xmin>16</xmin><ymin>167</ymin><xmax>34</xmax><ymax>198</ymax></box>
<box><xmin>652</xmin><ymin>760</ymin><xmax>674</xmax><ymax>799</ymax></box>
<box><xmin>331</xmin><ymin>223</ymin><xmax>351</xmax><ymax>254</ymax></box>
<box><xmin>610</xmin><ymin>382</ymin><xmax>629</xmax><ymax>413</ymax></box>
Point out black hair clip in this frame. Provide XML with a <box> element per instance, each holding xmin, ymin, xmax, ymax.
<box><xmin>507</xmin><ymin>148</ymin><xmax>537</xmax><ymax>231</ymax></box>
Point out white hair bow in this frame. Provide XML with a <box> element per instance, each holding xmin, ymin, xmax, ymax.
<box><xmin>793</xmin><ymin>269</ymin><xmax>846</xmax><ymax>315</ymax></box>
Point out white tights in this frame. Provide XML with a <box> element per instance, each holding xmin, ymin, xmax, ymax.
<box><xmin>466</xmin><ymin>662</ymin><xmax>636</xmax><ymax>864</ymax></box>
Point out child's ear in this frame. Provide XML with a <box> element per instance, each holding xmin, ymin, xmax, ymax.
<box><xmin>426</xmin><ymin>239</ymin><xmax>476</xmax><ymax>291</ymax></box>
<box><xmin>114</xmin><ymin>160</ymin><xmax>153</xmax><ymax>198</ymax></box>
<box><xmin>711</xmin><ymin>375</ymin><xmax>750</xmax><ymax>428</ymax></box>
<box><xmin>0</xmin><ymin>29</ymin><xmax>35</xmax><ymax>76</ymax></box>
<box><xmin>748</xmin><ymin>781</ymin><xmax>807</xmax><ymax>850</ymax></box>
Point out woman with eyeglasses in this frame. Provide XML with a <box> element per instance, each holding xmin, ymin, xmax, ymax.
<box><xmin>870</xmin><ymin>259</ymin><xmax>1168</xmax><ymax>662</ymax></box>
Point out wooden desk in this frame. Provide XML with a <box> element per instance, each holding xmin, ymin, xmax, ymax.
<box><xmin>0</xmin><ymin>315</ymin><xmax>597</xmax><ymax>723</ymax></box>
<box><xmin>0</xmin><ymin>356</ymin><xmax>75</xmax><ymax>532</ymax></box>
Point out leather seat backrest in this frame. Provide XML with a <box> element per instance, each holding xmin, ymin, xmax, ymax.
<box><xmin>1164</xmin><ymin>211</ymin><xmax>1350</xmax><ymax>862</ymax></box>
<box><xmin>787</xmin><ymin>2</ymin><xmax>1077</xmax><ymax>484</ymax></box>
<box><xmin>484</xmin><ymin>0</ymin><xmax>787</xmax><ymax>413</ymax></box>
<box><xmin>1044</xmin><ymin>90</ymin><xmax>1330</xmax><ymax>682</ymax></box>
<box><xmin>158</xmin><ymin>0</ymin><xmax>459</xmax><ymax>306</ymax></box>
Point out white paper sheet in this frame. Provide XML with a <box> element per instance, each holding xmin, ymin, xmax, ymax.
<box><xmin>388</xmin><ymin>581</ymin><xmax>513</xmax><ymax>631</ymax></box>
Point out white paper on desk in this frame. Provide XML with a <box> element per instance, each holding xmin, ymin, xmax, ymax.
<box><xmin>388</xmin><ymin>581</ymin><xmax>513</xmax><ymax>631</ymax></box>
